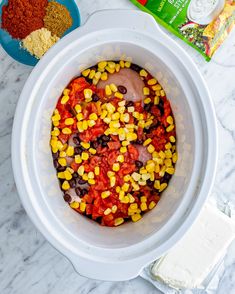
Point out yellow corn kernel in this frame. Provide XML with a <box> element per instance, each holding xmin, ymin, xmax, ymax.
<box><xmin>131</xmin><ymin>213</ymin><xmax>142</xmax><ymax>222</ymax></box>
<box><xmin>58</xmin><ymin>158</ymin><xmax>67</xmax><ymax>166</ymax></box>
<box><xmin>84</xmin><ymin>88</ymin><xmax>93</xmax><ymax>99</ymax></box>
<box><xmin>154</xmin><ymin>96</ymin><xmax>159</xmax><ymax>105</ymax></box>
<box><xmin>64</xmin><ymin>170</ymin><xmax>72</xmax><ymax>181</ymax></box>
<box><xmin>154</xmin><ymin>180</ymin><xmax>161</xmax><ymax>190</ymax></box>
<box><xmin>82</xmin><ymin>173</ymin><xmax>88</xmax><ymax>181</ymax></box>
<box><xmin>117</xmin><ymin>106</ymin><xmax>125</xmax><ymax>114</ymax></box>
<box><xmin>57</xmin><ymin>172</ymin><xmax>65</xmax><ymax>179</ymax></box>
<box><xmin>100</xmin><ymin>110</ymin><xmax>108</xmax><ymax>120</ymax></box>
<box><xmin>116</xmin><ymin>186</ymin><xmax>121</xmax><ymax>193</ymax></box>
<box><xmin>124</xmin><ymin>175</ymin><xmax>131</xmax><ymax>182</ymax></box>
<box><xmin>148</xmin><ymin>78</ymin><xmax>157</xmax><ymax>86</ymax></box>
<box><xmin>127</xmin><ymin>106</ymin><xmax>134</xmax><ymax>113</ymax></box>
<box><xmin>111</xmin><ymin>112</ymin><xmax>120</xmax><ymax>120</ymax></box>
<box><xmin>140</xmin><ymin>202</ymin><xmax>147</xmax><ymax>211</ymax></box>
<box><xmin>98</xmin><ymin>61</ymin><xmax>107</xmax><ymax>69</ymax></box>
<box><xmin>120</xmin><ymin>146</ymin><xmax>127</xmax><ymax>153</ymax></box>
<box><xmin>122</xmin><ymin>183</ymin><xmax>130</xmax><ymax>192</ymax></box>
<box><xmin>61</xmin><ymin>128</ymin><xmax>71</xmax><ymax>135</ymax></box>
<box><xmin>132</xmin><ymin>182</ymin><xmax>140</xmax><ymax>191</ymax></box>
<box><xmin>119</xmin><ymin>190</ymin><xmax>125</xmax><ymax>200</ymax></box>
<box><xmin>88</xmin><ymin>120</ymin><xmax>96</xmax><ymax>128</ymax></box>
<box><xmin>76</xmin><ymin>113</ymin><xmax>84</xmax><ymax>122</ymax></box>
<box><xmin>140</xmin><ymin>69</ymin><xmax>148</xmax><ymax>77</ymax></box>
<box><xmin>131</xmin><ymin>172</ymin><xmax>141</xmax><ymax>181</ymax></box>
<box><xmin>165</xmin><ymin>142</ymin><xmax>172</xmax><ymax>150</ymax></box>
<box><xmin>129</xmin><ymin>194</ymin><xmax>135</xmax><ymax>203</ymax></box>
<box><xmin>87</xmin><ymin>171</ymin><xmax>94</xmax><ymax>179</ymax></box>
<box><xmin>51</xmin><ymin>128</ymin><xmax>60</xmax><ymax>136</ymax></box>
<box><xmin>63</xmin><ymin>89</ymin><xmax>70</xmax><ymax>96</ymax></box>
<box><xmin>77</xmin><ymin>165</ymin><xmax>85</xmax><ymax>176</ymax></box>
<box><xmin>53</xmin><ymin>120</ymin><xmax>59</xmax><ymax>127</ymax></box>
<box><xmin>88</xmin><ymin>178</ymin><xmax>96</xmax><ymax>185</ymax></box>
<box><xmin>114</xmin><ymin>92</ymin><xmax>124</xmax><ymax>99</ymax></box>
<box><xmin>94</xmin><ymin>166</ymin><xmax>100</xmax><ymax>176</ymax></box>
<box><xmin>121</xmin><ymin>196</ymin><xmax>130</xmax><ymax>204</ymax></box>
<box><xmin>143</xmin><ymin>138</ymin><xmax>152</xmax><ymax>146</ymax></box>
<box><xmin>74</xmin><ymin>105</ymin><xmax>81</xmax><ymax>114</ymax></box>
<box><xmin>147</xmin><ymin>144</ymin><xmax>155</xmax><ymax>153</ymax></box>
<box><xmin>94</xmin><ymin>71</ymin><xmax>101</xmax><ymax>80</ymax></box>
<box><xmin>125</xmin><ymin>61</ymin><xmax>131</xmax><ymax>68</ymax></box>
<box><xmin>166</xmin><ymin>124</ymin><xmax>175</xmax><ymax>132</ymax></box>
<box><xmin>61</xmin><ymin>95</ymin><xmax>69</xmax><ymax>104</ymax></box>
<box><xmin>119</xmin><ymin>60</ymin><xmax>125</xmax><ymax>68</ymax></box>
<box><xmin>105</xmin><ymin>66</ymin><xmax>115</xmax><ymax>74</ymax></box>
<box><xmin>82</xmin><ymin>68</ymin><xmax>90</xmax><ymax>77</ymax></box>
<box><xmin>152</xmin><ymin>84</ymin><xmax>162</xmax><ymax>91</ymax></box>
<box><xmin>169</xmin><ymin>136</ymin><xmax>176</xmax><ymax>143</ymax></box>
<box><xmin>166</xmin><ymin>116</ymin><xmax>174</xmax><ymax>125</ymax></box>
<box><xmin>66</xmin><ymin>146</ymin><xmax>74</xmax><ymax>157</ymax></box>
<box><xmin>82</xmin><ymin>120</ymin><xmax>88</xmax><ymax>130</ymax></box>
<box><xmin>165</xmin><ymin>149</ymin><xmax>172</xmax><ymax>159</ymax></box>
<box><xmin>110</xmin><ymin>176</ymin><xmax>116</xmax><ymax>187</ymax></box>
<box><xmin>100</xmin><ymin>72</ymin><xmax>108</xmax><ymax>81</ymax></box>
<box><xmin>89</xmin><ymin>148</ymin><xmax>96</xmax><ymax>155</ymax></box>
<box><xmin>81</xmin><ymin>142</ymin><xmax>90</xmax><ymax>149</ymax></box>
<box><xmin>160</xmin><ymin>90</ymin><xmax>165</xmax><ymax>96</ymax></box>
<box><xmin>70</xmin><ymin>202</ymin><xmax>79</xmax><ymax>209</ymax></box>
<box><xmin>133</xmin><ymin>112</ymin><xmax>140</xmax><ymax>119</ymax></box>
<box><xmin>106</xmin><ymin>103</ymin><xmax>115</xmax><ymax>114</ymax></box>
<box><xmin>139</xmin><ymin>168</ymin><xmax>147</xmax><ymax>174</ymax></box>
<box><xmin>150</xmin><ymin>172</ymin><xmax>155</xmax><ymax>182</ymax></box>
<box><xmin>159</xmin><ymin>150</ymin><xmax>166</xmax><ymax>159</ymax></box>
<box><xmin>64</xmin><ymin>118</ymin><xmax>74</xmax><ymax>126</ymax></box>
<box><xmin>112</xmin><ymin>205</ymin><xmax>118</xmax><ymax>213</ymax></box>
<box><xmin>158</xmin><ymin>182</ymin><xmax>167</xmax><ymax>192</ymax></box>
<box><xmin>164</xmin><ymin>158</ymin><xmax>172</xmax><ymax>167</ymax></box>
<box><xmin>141</xmin><ymin>172</ymin><xmax>150</xmax><ymax>181</ymax></box>
<box><xmin>51</xmin><ymin>113</ymin><xmax>61</xmax><ymax>122</ymax></box>
<box><xmin>107</xmin><ymin>61</ymin><xmax>115</xmax><ymax>69</ymax></box>
<box><xmin>144</xmin><ymin>97</ymin><xmax>151</xmax><ymax>104</ymax></box>
<box><xmin>89</xmin><ymin>69</ymin><xmax>96</xmax><ymax>79</ymax></box>
<box><xmin>143</xmin><ymin>87</ymin><xmax>150</xmax><ymax>95</ymax></box>
<box><xmin>172</xmin><ymin>152</ymin><xmax>178</xmax><ymax>163</ymax></box>
<box><xmin>146</xmin><ymin>161</ymin><xmax>155</xmax><ymax>173</ymax></box>
<box><xmin>88</xmin><ymin>113</ymin><xmax>97</xmax><ymax>121</ymax></box>
<box><xmin>149</xmin><ymin>201</ymin><xmax>156</xmax><ymax>210</ymax></box>
<box><xmin>62</xmin><ymin>180</ymin><xmax>70</xmax><ymax>190</ymax></box>
<box><xmin>140</xmin><ymin>196</ymin><xmax>147</xmax><ymax>203</ymax></box>
<box><xmin>101</xmin><ymin>191</ymin><xmax>111</xmax><ymax>199</ymax></box>
<box><xmin>117</xmin><ymin>155</ymin><xmax>124</xmax><ymax>163</ymax></box>
<box><xmin>104</xmin><ymin>208</ymin><xmax>112</xmax><ymax>215</ymax></box>
<box><xmin>156</xmin><ymin>90</ymin><xmax>161</xmax><ymax>96</ymax></box>
<box><xmin>107</xmin><ymin>171</ymin><xmax>115</xmax><ymax>178</ymax></box>
<box><xmin>123</xmin><ymin>113</ymin><xmax>130</xmax><ymax>123</ymax></box>
<box><xmin>112</xmin><ymin>163</ymin><xmax>120</xmax><ymax>172</ymax></box>
<box><xmin>81</xmin><ymin>152</ymin><xmax>89</xmax><ymax>161</ymax></box>
<box><xmin>130</xmin><ymin>203</ymin><xmax>138</xmax><ymax>210</ymax></box>
<box><xmin>126</xmin><ymin>132</ymin><xmax>137</xmax><ymax>142</ymax></box>
<box><xmin>114</xmin><ymin>217</ymin><xmax>124</xmax><ymax>226</ymax></box>
<box><xmin>166</xmin><ymin>167</ymin><xmax>175</xmax><ymax>175</ymax></box>
<box><xmin>138</xmin><ymin>120</ymin><xmax>145</xmax><ymax>128</ymax></box>
<box><xmin>75</xmin><ymin>155</ymin><xmax>82</xmax><ymax>164</ymax></box>
<box><xmin>110</xmin><ymin>83</ymin><xmax>118</xmax><ymax>92</ymax></box>
<box><xmin>80</xmin><ymin>202</ymin><xmax>86</xmax><ymax>212</ymax></box>
<box><xmin>59</xmin><ymin>151</ymin><xmax>66</xmax><ymax>158</ymax></box>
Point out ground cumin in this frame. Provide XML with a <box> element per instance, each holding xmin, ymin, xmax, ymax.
<box><xmin>44</xmin><ymin>1</ymin><xmax>73</xmax><ymax>38</ymax></box>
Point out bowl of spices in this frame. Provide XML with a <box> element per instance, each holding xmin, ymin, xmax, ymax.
<box><xmin>0</xmin><ymin>0</ymin><xmax>80</xmax><ymax>66</ymax></box>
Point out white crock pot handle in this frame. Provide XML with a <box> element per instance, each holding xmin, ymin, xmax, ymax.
<box><xmin>66</xmin><ymin>9</ymin><xmax>163</xmax><ymax>281</ymax></box>
<box><xmin>82</xmin><ymin>9</ymin><xmax>164</xmax><ymax>36</ymax></box>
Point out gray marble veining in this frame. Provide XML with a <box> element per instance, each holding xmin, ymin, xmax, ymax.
<box><xmin>0</xmin><ymin>0</ymin><xmax>235</xmax><ymax>293</ymax></box>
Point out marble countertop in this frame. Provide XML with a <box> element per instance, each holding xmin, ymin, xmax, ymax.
<box><xmin>1</xmin><ymin>0</ymin><xmax>235</xmax><ymax>293</ymax></box>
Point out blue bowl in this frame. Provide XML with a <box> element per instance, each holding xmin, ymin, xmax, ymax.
<box><xmin>0</xmin><ymin>0</ymin><xmax>80</xmax><ymax>66</ymax></box>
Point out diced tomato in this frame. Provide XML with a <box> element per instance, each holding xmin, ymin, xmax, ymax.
<box><xmin>107</xmin><ymin>141</ymin><xmax>121</xmax><ymax>150</ymax></box>
<box><xmin>128</xmin><ymin>144</ymin><xmax>139</xmax><ymax>160</ymax></box>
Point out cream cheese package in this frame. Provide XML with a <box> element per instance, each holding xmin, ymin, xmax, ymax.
<box><xmin>130</xmin><ymin>0</ymin><xmax>235</xmax><ymax>60</ymax></box>
<box><xmin>140</xmin><ymin>204</ymin><xmax>235</xmax><ymax>292</ymax></box>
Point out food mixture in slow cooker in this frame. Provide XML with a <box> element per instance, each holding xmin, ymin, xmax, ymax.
<box><xmin>50</xmin><ymin>61</ymin><xmax>177</xmax><ymax>226</ymax></box>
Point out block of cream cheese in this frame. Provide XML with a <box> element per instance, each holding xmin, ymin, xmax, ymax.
<box><xmin>151</xmin><ymin>205</ymin><xmax>235</xmax><ymax>289</ymax></box>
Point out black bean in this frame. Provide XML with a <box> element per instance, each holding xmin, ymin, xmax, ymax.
<box><xmin>117</xmin><ymin>85</ymin><xmax>127</xmax><ymax>94</ymax></box>
<box><xmin>130</xmin><ymin>63</ymin><xmax>142</xmax><ymax>72</ymax></box>
<box><xmin>126</xmin><ymin>101</ymin><xmax>134</xmax><ymax>107</ymax></box>
<box><xmin>144</xmin><ymin>128</ymin><xmax>151</xmax><ymax>134</ymax></box>
<box><xmin>73</xmin><ymin>136</ymin><xmax>80</xmax><ymax>145</ymax></box>
<box><xmin>69</xmin><ymin>179</ymin><xmax>76</xmax><ymax>188</ymax></box>
<box><xmin>57</xmin><ymin>166</ymin><xmax>66</xmax><ymax>172</ymax></box>
<box><xmin>135</xmin><ymin>160</ymin><xmax>143</xmax><ymax>168</ymax></box>
<box><xmin>135</xmin><ymin>139</ymin><xmax>144</xmax><ymax>145</ymax></box>
<box><xmin>144</xmin><ymin>102</ymin><xmax>153</xmax><ymax>112</ymax></box>
<box><xmin>158</xmin><ymin>99</ymin><xmax>164</xmax><ymax>115</ymax></box>
<box><xmin>147</xmin><ymin>179</ymin><xmax>154</xmax><ymax>187</ymax></box>
<box><xmin>81</xmin><ymin>188</ymin><xmax>88</xmax><ymax>196</ymax></box>
<box><xmin>91</xmin><ymin>141</ymin><xmax>99</xmax><ymax>149</ymax></box>
<box><xmin>52</xmin><ymin>151</ymin><xmax>59</xmax><ymax>160</ymax></box>
<box><xmin>77</xmin><ymin>178</ymin><xmax>87</xmax><ymax>185</ymax></box>
<box><xmin>70</xmin><ymin>108</ymin><xmax>77</xmax><ymax>117</ymax></box>
<box><xmin>75</xmin><ymin>187</ymin><xmax>81</xmax><ymax>196</ymax></box>
<box><xmin>53</xmin><ymin>159</ymin><xmax>59</xmax><ymax>169</ymax></box>
<box><xmin>101</xmin><ymin>135</ymin><xmax>110</xmax><ymax>142</ymax></box>
<box><xmin>74</xmin><ymin>146</ymin><xmax>83</xmax><ymax>155</ymax></box>
<box><xmin>162</xmin><ymin>173</ymin><xmax>171</xmax><ymax>183</ymax></box>
<box><xmin>96</xmin><ymin>216</ymin><xmax>102</xmax><ymax>224</ymax></box>
<box><xmin>101</xmin><ymin>141</ymin><xmax>107</xmax><ymax>147</ymax></box>
<box><xmin>73</xmin><ymin>172</ymin><xmax>78</xmax><ymax>179</ymax></box>
<box><xmin>92</xmin><ymin>93</ymin><xmax>99</xmax><ymax>102</ymax></box>
<box><xmin>64</xmin><ymin>194</ymin><xmax>72</xmax><ymax>203</ymax></box>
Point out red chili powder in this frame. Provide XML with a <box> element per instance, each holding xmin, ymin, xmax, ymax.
<box><xmin>1</xmin><ymin>0</ymin><xmax>48</xmax><ymax>39</ymax></box>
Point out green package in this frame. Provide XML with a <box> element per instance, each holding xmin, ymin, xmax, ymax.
<box><xmin>130</xmin><ymin>0</ymin><xmax>235</xmax><ymax>61</ymax></box>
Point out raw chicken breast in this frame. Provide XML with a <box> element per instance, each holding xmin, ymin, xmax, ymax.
<box><xmin>97</xmin><ymin>68</ymin><xmax>145</xmax><ymax>102</ymax></box>
<box><xmin>134</xmin><ymin>144</ymin><xmax>152</xmax><ymax>165</ymax></box>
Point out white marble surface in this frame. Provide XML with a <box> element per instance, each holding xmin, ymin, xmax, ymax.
<box><xmin>0</xmin><ymin>0</ymin><xmax>235</xmax><ymax>293</ymax></box>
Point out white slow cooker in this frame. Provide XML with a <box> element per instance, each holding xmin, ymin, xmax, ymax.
<box><xmin>12</xmin><ymin>10</ymin><xmax>218</xmax><ymax>281</ymax></box>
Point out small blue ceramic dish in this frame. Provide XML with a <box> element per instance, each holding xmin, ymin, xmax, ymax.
<box><xmin>0</xmin><ymin>0</ymin><xmax>80</xmax><ymax>66</ymax></box>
